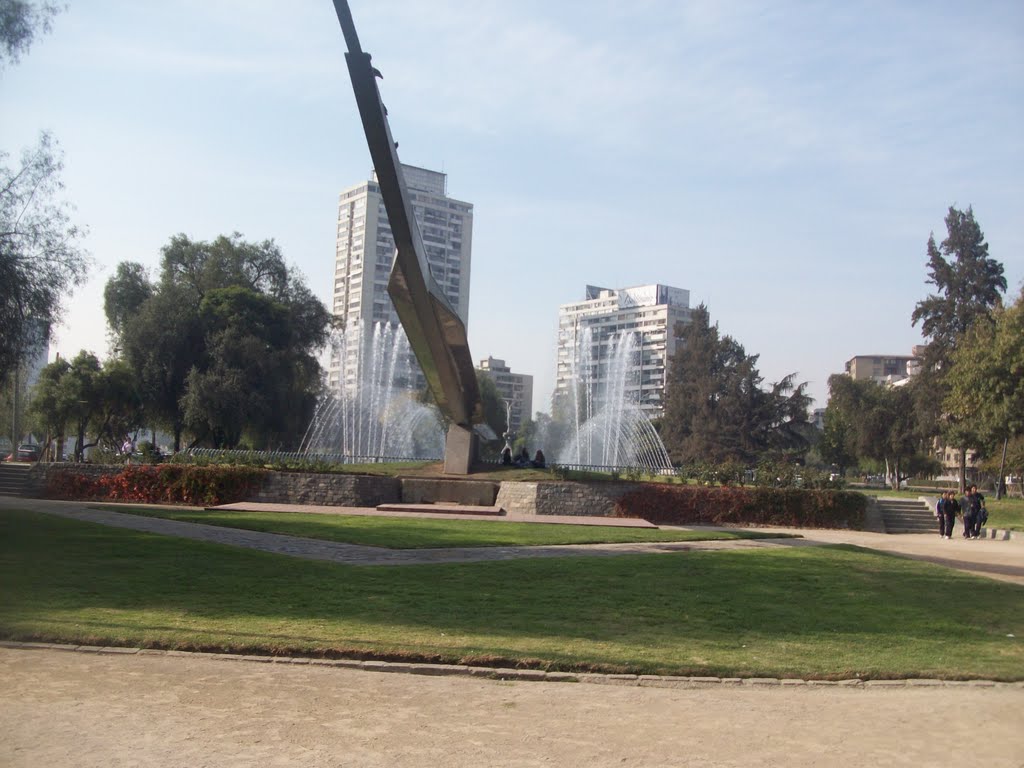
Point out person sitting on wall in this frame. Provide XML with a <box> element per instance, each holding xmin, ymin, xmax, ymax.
<box><xmin>515</xmin><ymin>447</ymin><xmax>531</xmax><ymax>467</ymax></box>
<box><xmin>532</xmin><ymin>449</ymin><xmax>546</xmax><ymax>469</ymax></box>
<box><xmin>501</xmin><ymin>445</ymin><xmax>513</xmax><ymax>465</ymax></box>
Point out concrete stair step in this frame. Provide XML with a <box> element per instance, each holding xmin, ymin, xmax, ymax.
<box><xmin>875</xmin><ymin>498</ymin><xmax>937</xmax><ymax>535</ymax></box>
<box><xmin>886</xmin><ymin>529</ymin><xmax>935</xmax><ymax>535</ymax></box>
<box><xmin>0</xmin><ymin>465</ymin><xmax>31</xmax><ymax>497</ymax></box>
<box><xmin>375</xmin><ymin>503</ymin><xmax>506</xmax><ymax>516</ymax></box>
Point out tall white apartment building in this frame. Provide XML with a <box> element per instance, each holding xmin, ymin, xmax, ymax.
<box><xmin>554</xmin><ymin>284</ymin><xmax>692</xmax><ymax>419</ymax></box>
<box><xmin>478</xmin><ymin>356</ymin><xmax>534</xmax><ymax>434</ymax></box>
<box><xmin>330</xmin><ymin>164</ymin><xmax>473</xmax><ymax>389</ymax></box>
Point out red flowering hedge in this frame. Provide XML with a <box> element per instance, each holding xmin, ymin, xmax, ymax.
<box><xmin>46</xmin><ymin>465</ymin><xmax>267</xmax><ymax>507</ymax></box>
<box><xmin>613</xmin><ymin>484</ymin><xmax>866</xmax><ymax>529</ymax></box>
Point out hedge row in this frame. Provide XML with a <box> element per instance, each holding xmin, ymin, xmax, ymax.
<box><xmin>46</xmin><ymin>465</ymin><xmax>268</xmax><ymax>507</ymax></box>
<box><xmin>613</xmin><ymin>484</ymin><xmax>867</xmax><ymax>529</ymax></box>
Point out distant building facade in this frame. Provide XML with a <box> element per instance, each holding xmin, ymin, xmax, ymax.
<box><xmin>478</xmin><ymin>357</ymin><xmax>533</xmax><ymax>434</ymax></box>
<box><xmin>844</xmin><ymin>354</ymin><xmax>919</xmax><ymax>385</ymax></box>
<box><xmin>810</xmin><ymin>408</ymin><xmax>827</xmax><ymax>431</ymax></box>
<box><xmin>554</xmin><ymin>284</ymin><xmax>692</xmax><ymax>419</ymax></box>
<box><xmin>329</xmin><ymin>164</ymin><xmax>473</xmax><ymax>390</ymax></box>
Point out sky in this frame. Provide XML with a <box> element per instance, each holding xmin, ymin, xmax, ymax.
<box><xmin>3</xmin><ymin>0</ymin><xmax>1022</xmax><ymax>413</ymax></box>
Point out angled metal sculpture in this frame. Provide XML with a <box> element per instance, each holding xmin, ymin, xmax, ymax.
<box><xmin>330</xmin><ymin>0</ymin><xmax>485</xmax><ymax>474</ymax></box>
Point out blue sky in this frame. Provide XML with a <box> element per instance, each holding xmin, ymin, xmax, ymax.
<box><xmin>3</xmin><ymin>0</ymin><xmax>1022</xmax><ymax>412</ymax></box>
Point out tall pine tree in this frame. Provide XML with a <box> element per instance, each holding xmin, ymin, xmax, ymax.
<box><xmin>911</xmin><ymin>206</ymin><xmax>1006</xmax><ymax>490</ymax></box>
<box><xmin>661</xmin><ymin>306</ymin><xmax>811</xmax><ymax>465</ymax></box>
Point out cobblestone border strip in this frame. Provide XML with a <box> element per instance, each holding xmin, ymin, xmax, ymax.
<box><xmin>3</xmin><ymin>641</ymin><xmax>1022</xmax><ymax>690</ymax></box>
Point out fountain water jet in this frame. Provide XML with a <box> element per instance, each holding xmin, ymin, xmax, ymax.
<box><xmin>556</xmin><ymin>327</ymin><xmax>673</xmax><ymax>472</ymax></box>
<box><xmin>300</xmin><ymin>322</ymin><xmax>445</xmax><ymax>461</ymax></box>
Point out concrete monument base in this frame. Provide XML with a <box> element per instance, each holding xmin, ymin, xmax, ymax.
<box><xmin>443</xmin><ymin>425</ymin><xmax>478</xmax><ymax>476</ymax></box>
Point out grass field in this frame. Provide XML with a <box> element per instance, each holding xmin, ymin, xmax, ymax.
<box><xmin>91</xmin><ymin>505</ymin><xmax>794</xmax><ymax>548</ymax></box>
<box><xmin>1</xmin><ymin>509</ymin><xmax>1021</xmax><ymax>680</ymax></box>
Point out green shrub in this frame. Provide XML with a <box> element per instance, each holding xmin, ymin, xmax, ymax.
<box><xmin>45</xmin><ymin>464</ymin><xmax>267</xmax><ymax>506</ymax></box>
<box><xmin>613</xmin><ymin>484</ymin><xmax>866</xmax><ymax>529</ymax></box>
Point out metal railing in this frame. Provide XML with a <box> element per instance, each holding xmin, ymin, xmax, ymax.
<box><xmin>186</xmin><ymin>448</ymin><xmax>442</xmax><ymax>465</ymax></box>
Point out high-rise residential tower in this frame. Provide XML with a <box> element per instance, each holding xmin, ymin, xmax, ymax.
<box><xmin>330</xmin><ymin>164</ymin><xmax>473</xmax><ymax>389</ymax></box>
<box><xmin>554</xmin><ymin>284</ymin><xmax>692</xmax><ymax>419</ymax></box>
<box><xmin>478</xmin><ymin>356</ymin><xmax>534</xmax><ymax>434</ymax></box>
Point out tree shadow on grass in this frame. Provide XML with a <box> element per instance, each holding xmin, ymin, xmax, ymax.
<box><xmin>2</xmin><ymin>511</ymin><xmax>1022</xmax><ymax>678</ymax></box>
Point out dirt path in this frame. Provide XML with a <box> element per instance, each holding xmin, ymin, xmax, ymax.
<box><xmin>2</xmin><ymin>648</ymin><xmax>1022</xmax><ymax>768</ymax></box>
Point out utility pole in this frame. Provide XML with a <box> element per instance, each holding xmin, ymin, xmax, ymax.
<box><xmin>10</xmin><ymin>361</ymin><xmax>19</xmax><ymax>450</ymax></box>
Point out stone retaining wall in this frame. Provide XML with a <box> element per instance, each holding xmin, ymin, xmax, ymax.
<box><xmin>27</xmin><ymin>464</ymin><xmax>631</xmax><ymax>517</ymax></box>
<box><xmin>399</xmin><ymin>478</ymin><xmax>499</xmax><ymax>506</ymax></box>
<box><xmin>251</xmin><ymin>472</ymin><xmax>401</xmax><ymax>507</ymax></box>
<box><xmin>496</xmin><ymin>481</ymin><xmax>639</xmax><ymax>517</ymax></box>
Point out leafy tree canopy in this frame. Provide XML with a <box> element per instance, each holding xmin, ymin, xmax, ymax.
<box><xmin>909</xmin><ymin>206</ymin><xmax>1007</xmax><ymax>488</ymax></box>
<box><xmin>0</xmin><ymin>0</ymin><xmax>61</xmax><ymax>67</ymax></box>
<box><xmin>946</xmin><ymin>287</ymin><xmax>1024</xmax><ymax>449</ymax></box>
<box><xmin>30</xmin><ymin>351</ymin><xmax>145</xmax><ymax>461</ymax></box>
<box><xmin>0</xmin><ymin>133</ymin><xmax>89</xmax><ymax>383</ymax></box>
<box><xmin>661</xmin><ymin>305</ymin><xmax>812</xmax><ymax>465</ymax></box>
<box><xmin>912</xmin><ymin>205</ymin><xmax>1006</xmax><ymax>369</ymax></box>
<box><xmin>104</xmin><ymin>234</ymin><xmax>331</xmax><ymax>451</ymax></box>
<box><xmin>823</xmin><ymin>374</ymin><xmax>931</xmax><ymax>486</ymax></box>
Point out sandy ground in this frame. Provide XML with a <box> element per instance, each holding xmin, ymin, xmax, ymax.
<box><xmin>0</xmin><ymin>649</ymin><xmax>1021</xmax><ymax>768</ymax></box>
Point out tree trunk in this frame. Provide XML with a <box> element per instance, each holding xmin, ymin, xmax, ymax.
<box><xmin>996</xmin><ymin>437</ymin><xmax>1008</xmax><ymax>500</ymax></box>
<box><xmin>958</xmin><ymin>446</ymin><xmax>967</xmax><ymax>494</ymax></box>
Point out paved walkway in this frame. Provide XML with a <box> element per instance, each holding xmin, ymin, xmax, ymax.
<box><xmin>3</xmin><ymin>496</ymin><xmax>1023</xmax><ymax>583</ymax></box>
<box><xmin>2</xmin><ymin>647</ymin><xmax>1022</xmax><ymax>767</ymax></box>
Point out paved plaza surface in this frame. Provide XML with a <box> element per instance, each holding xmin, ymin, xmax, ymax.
<box><xmin>2</xmin><ymin>648</ymin><xmax>1023</xmax><ymax>768</ymax></box>
<box><xmin>3</xmin><ymin>495</ymin><xmax>1023</xmax><ymax>765</ymax></box>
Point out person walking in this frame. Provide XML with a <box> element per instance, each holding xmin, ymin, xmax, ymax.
<box><xmin>948</xmin><ymin>491</ymin><xmax>961</xmax><ymax>539</ymax></box>
<box><xmin>937</xmin><ymin>491</ymin><xmax>956</xmax><ymax>539</ymax></box>
<box><xmin>962</xmin><ymin>486</ymin><xmax>979</xmax><ymax>539</ymax></box>
<box><xmin>968</xmin><ymin>484</ymin><xmax>987</xmax><ymax>538</ymax></box>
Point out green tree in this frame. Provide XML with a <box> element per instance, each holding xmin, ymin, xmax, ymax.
<box><xmin>30</xmin><ymin>352</ymin><xmax>146</xmax><ymax>460</ymax></box>
<box><xmin>661</xmin><ymin>306</ymin><xmax>811</xmax><ymax>465</ymax></box>
<box><xmin>180</xmin><ymin>286</ymin><xmax>324</xmax><ymax>449</ymax></box>
<box><xmin>26</xmin><ymin>354</ymin><xmax>70</xmax><ymax>457</ymax></box>
<box><xmin>105</xmin><ymin>234</ymin><xmax>331</xmax><ymax>451</ymax></box>
<box><xmin>0</xmin><ymin>0</ymin><xmax>61</xmax><ymax>67</ymax></box>
<box><xmin>912</xmin><ymin>207</ymin><xmax>1006</xmax><ymax>364</ymax></box>
<box><xmin>103</xmin><ymin>262</ymin><xmax>153</xmax><ymax>340</ymax></box>
<box><xmin>475</xmin><ymin>371</ymin><xmax>506</xmax><ymax>439</ymax></box>
<box><xmin>947</xmin><ymin>288</ymin><xmax>1024</xmax><ymax>495</ymax></box>
<box><xmin>0</xmin><ymin>133</ymin><xmax>89</xmax><ymax>384</ymax></box>
<box><xmin>911</xmin><ymin>206</ymin><xmax>1007</xmax><ymax>491</ymax></box>
<box><xmin>817</xmin><ymin>406</ymin><xmax>856</xmax><ymax>475</ymax></box>
<box><xmin>825</xmin><ymin>374</ymin><xmax>931</xmax><ymax>488</ymax></box>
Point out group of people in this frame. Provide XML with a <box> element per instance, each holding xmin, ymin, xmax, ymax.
<box><xmin>500</xmin><ymin>445</ymin><xmax>546</xmax><ymax>469</ymax></box>
<box><xmin>936</xmin><ymin>485</ymin><xmax>988</xmax><ymax>539</ymax></box>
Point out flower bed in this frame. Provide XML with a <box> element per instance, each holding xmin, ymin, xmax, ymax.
<box><xmin>45</xmin><ymin>464</ymin><xmax>267</xmax><ymax>506</ymax></box>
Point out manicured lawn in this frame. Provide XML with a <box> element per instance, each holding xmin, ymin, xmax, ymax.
<box><xmin>91</xmin><ymin>505</ymin><xmax>794</xmax><ymax>548</ymax></box>
<box><xmin>984</xmin><ymin>498</ymin><xmax>1024</xmax><ymax>532</ymax></box>
<box><xmin>1</xmin><ymin>510</ymin><xmax>1021</xmax><ymax>680</ymax></box>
